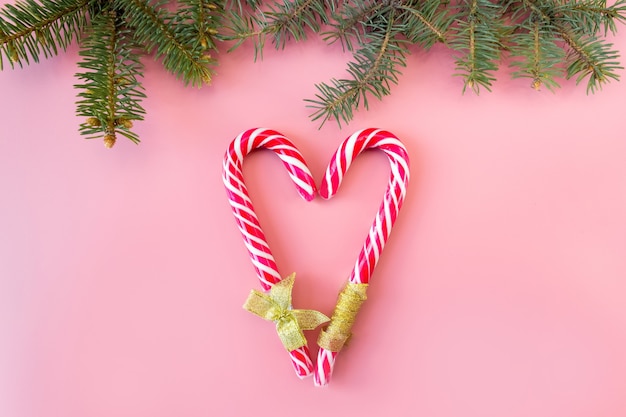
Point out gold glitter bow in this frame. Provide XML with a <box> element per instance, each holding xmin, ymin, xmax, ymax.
<box><xmin>243</xmin><ymin>273</ymin><xmax>330</xmax><ymax>351</ymax></box>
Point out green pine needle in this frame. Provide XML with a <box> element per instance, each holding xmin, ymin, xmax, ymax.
<box><xmin>75</xmin><ymin>9</ymin><xmax>146</xmax><ymax>146</ymax></box>
<box><xmin>0</xmin><ymin>0</ymin><xmax>90</xmax><ymax>70</ymax></box>
<box><xmin>307</xmin><ymin>10</ymin><xmax>407</xmax><ymax>127</ymax></box>
<box><xmin>562</xmin><ymin>31</ymin><xmax>623</xmax><ymax>93</ymax></box>
<box><xmin>509</xmin><ymin>18</ymin><xmax>564</xmax><ymax>92</ymax></box>
<box><xmin>321</xmin><ymin>1</ymin><xmax>385</xmax><ymax>51</ymax></box>
<box><xmin>222</xmin><ymin>0</ymin><xmax>332</xmax><ymax>59</ymax></box>
<box><xmin>451</xmin><ymin>0</ymin><xmax>505</xmax><ymax>94</ymax></box>
<box><xmin>115</xmin><ymin>0</ymin><xmax>214</xmax><ymax>87</ymax></box>
<box><xmin>399</xmin><ymin>0</ymin><xmax>453</xmax><ymax>49</ymax></box>
<box><xmin>0</xmin><ymin>0</ymin><xmax>222</xmax><ymax>146</ymax></box>
<box><xmin>175</xmin><ymin>0</ymin><xmax>223</xmax><ymax>52</ymax></box>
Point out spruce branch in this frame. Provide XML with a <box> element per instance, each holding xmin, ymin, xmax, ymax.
<box><xmin>2</xmin><ymin>0</ymin><xmax>626</xmax><ymax>140</ymax></box>
<box><xmin>75</xmin><ymin>9</ymin><xmax>146</xmax><ymax>147</ymax></box>
<box><xmin>451</xmin><ymin>0</ymin><xmax>506</xmax><ymax>94</ymax></box>
<box><xmin>554</xmin><ymin>0</ymin><xmax>626</xmax><ymax>35</ymax></box>
<box><xmin>175</xmin><ymin>0</ymin><xmax>223</xmax><ymax>51</ymax></box>
<box><xmin>519</xmin><ymin>0</ymin><xmax>624</xmax><ymax>93</ymax></box>
<box><xmin>264</xmin><ymin>0</ymin><xmax>331</xmax><ymax>49</ymax></box>
<box><xmin>560</xmin><ymin>28</ymin><xmax>622</xmax><ymax>92</ymax></box>
<box><xmin>307</xmin><ymin>10</ymin><xmax>407</xmax><ymax>127</ymax></box>
<box><xmin>221</xmin><ymin>9</ymin><xmax>267</xmax><ymax>58</ymax></box>
<box><xmin>321</xmin><ymin>0</ymin><xmax>386</xmax><ymax>51</ymax></box>
<box><xmin>398</xmin><ymin>0</ymin><xmax>454</xmax><ymax>49</ymax></box>
<box><xmin>0</xmin><ymin>0</ymin><xmax>221</xmax><ymax>146</ymax></box>
<box><xmin>303</xmin><ymin>0</ymin><xmax>626</xmax><ymax>126</ymax></box>
<box><xmin>115</xmin><ymin>0</ymin><xmax>214</xmax><ymax>86</ymax></box>
<box><xmin>224</xmin><ymin>0</ymin><xmax>260</xmax><ymax>14</ymax></box>
<box><xmin>0</xmin><ymin>0</ymin><xmax>91</xmax><ymax>70</ymax></box>
<box><xmin>222</xmin><ymin>0</ymin><xmax>332</xmax><ymax>59</ymax></box>
<box><xmin>509</xmin><ymin>17</ymin><xmax>564</xmax><ymax>91</ymax></box>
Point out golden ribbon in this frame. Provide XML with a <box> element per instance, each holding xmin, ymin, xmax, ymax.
<box><xmin>317</xmin><ymin>282</ymin><xmax>369</xmax><ymax>352</ymax></box>
<box><xmin>243</xmin><ymin>273</ymin><xmax>330</xmax><ymax>351</ymax></box>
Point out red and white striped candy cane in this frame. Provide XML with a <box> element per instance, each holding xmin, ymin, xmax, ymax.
<box><xmin>314</xmin><ymin>128</ymin><xmax>410</xmax><ymax>386</ymax></box>
<box><xmin>222</xmin><ymin>127</ymin><xmax>317</xmax><ymax>378</ymax></box>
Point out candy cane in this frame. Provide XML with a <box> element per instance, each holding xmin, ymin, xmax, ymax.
<box><xmin>222</xmin><ymin>127</ymin><xmax>317</xmax><ymax>378</ymax></box>
<box><xmin>314</xmin><ymin>128</ymin><xmax>410</xmax><ymax>386</ymax></box>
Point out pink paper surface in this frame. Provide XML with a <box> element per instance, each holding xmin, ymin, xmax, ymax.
<box><xmin>1</xmin><ymin>7</ymin><xmax>626</xmax><ymax>417</ymax></box>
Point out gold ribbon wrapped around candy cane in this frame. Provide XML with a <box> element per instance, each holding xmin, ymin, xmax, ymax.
<box><xmin>243</xmin><ymin>273</ymin><xmax>330</xmax><ymax>351</ymax></box>
<box><xmin>317</xmin><ymin>282</ymin><xmax>368</xmax><ymax>352</ymax></box>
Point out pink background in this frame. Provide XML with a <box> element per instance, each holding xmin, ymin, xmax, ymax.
<box><xmin>1</xmin><ymin>6</ymin><xmax>626</xmax><ymax>416</ymax></box>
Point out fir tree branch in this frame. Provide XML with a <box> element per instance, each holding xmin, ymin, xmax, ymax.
<box><xmin>221</xmin><ymin>10</ymin><xmax>265</xmax><ymax>57</ymax></box>
<box><xmin>398</xmin><ymin>0</ymin><xmax>453</xmax><ymax>48</ymax></box>
<box><xmin>266</xmin><ymin>0</ymin><xmax>331</xmax><ymax>48</ymax></box>
<box><xmin>322</xmin><ymin>0</ymin><xmax>386</xmax><ymax>51</ymax></box>
<box><xmin>175</xmin><ymin>0</ymin><xmax>223</xmax><ymax>51</ymax></box>
<box><xmin>505</xmin><ymin>1</ymin><xmax>564</xmax><ymax>91</ymax></box>
<box><xmin>116</xmin><ymin>0</ymin><xmax>213</xmax><ymax>86</ymax></box>
<box><xmin>521</xmin><ymin>0</ymin><xmax>623</xmax><ymax>92</ymax></box>
<box><xmin>75</xmin><ymin>9</ymin><xmax>146</xmax><ymax>147</ymax></box>
<box><xmin>223</xmin><ymin>0</ymin><xmax>332</xmax><ymax>58</ymax></box>
<box><xmin>0</xmin><ymin>0</ymin><xmax>91</xmax><ymax>70</ymax></box>
<box><xmin>224</xmin><ymin>0</ymin><xmax>261</xmax><ymax>14</ymax></box>
<box><xmin>307</xmin><ymin>10</ymin><xmax>406</xmax><ymax>127</ymax></box>
<box><xmin>509</xmin><ymin>17</ymin><xmax>564</xmax><ymax>91</ymax></box>
<box><xmin>560</xmin><ymin>27</ymin><xmax>622</xmax><ymax>92</ymax></box>
<box><xmin>451</xmin><ymin>0</ymin><xmax>505</xmax><ymax>93</ymax></box>
<box><xmin>555</xmin><ymin>0</ymin><xmax>626</xmax><ymax>35</ymax></box>
<box><xmin>2</xmin><ymin>0</ymin><xmax>626</xmax><ymax>139</ymax></box>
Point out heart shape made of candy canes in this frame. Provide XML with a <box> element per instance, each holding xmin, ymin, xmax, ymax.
<box><xmin>222</xmin><ymin>128</ymin><xmax>410</xmax><ymax>386</ymax></box>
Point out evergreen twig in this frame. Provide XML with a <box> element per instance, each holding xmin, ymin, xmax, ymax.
<box><xmin>0</xmin><ymin>0</ymin><xmax>221</xmax><ymax>146</ymax></box>
<box><xmin>116</xmin><ymin>0</ymin><xmax>214</xmax><ymax>86</ymax></box>
<box><xmin>399</xmin><ymin>1</ymin><xmax>454</xmax><ymax>49</ymax></box>
<box><xmin>223</xmin><ymin>0</ymin><xmax>331</xmax><ymax>59</ymax></box>
<box><xmin>516</xmin><ymin>0</ymin><xmax>624</xmax><ymax>92</ymax></box>
<box><xmin>1</xmin><ymin>0</ymin><xmax>626</xmax><ymax>142</ymax></box>
<box><xmin>75</xmin><ymin>8</ymin><xmax>146</xmax><ymax>147</ymax></box>
<box><xmin>451</xmin><ymin>0</ymin><xmax>505</xmax><ymax>94</ymax></box>
<box><xmin>321</xmin><ymin>0</ymin><xmax>385</xmax><ymax>51</ymax></box>
<box><xmin>174</xmin><ymin>0</ymin><xmax>222</xmax><ymax>52</ymax></box>
<box><xmin>0</xmin><ymin>0</ymin><xmax>91</xmax><ymax>70</ymax></box>
<box><xmin>307</xmin><ymin>9</ymin><xmax>407</xmax><ymax>127</ymax></box>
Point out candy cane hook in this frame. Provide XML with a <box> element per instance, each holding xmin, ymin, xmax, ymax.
<box><xmin>222</xmin><ymin>128</ymin><xmax>318</xmax><ymax>378</ymax></box>
<box><xmin>314</xmin><ymin>128</ymin><xmax>410</xmax><ymax>386</ymax></box>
